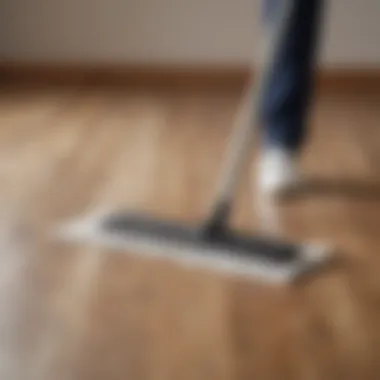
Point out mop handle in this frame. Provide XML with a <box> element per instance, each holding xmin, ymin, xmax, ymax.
<box><xmin>207</xmin><ymin>0</ymin><xmax>295</xmax><ymax>226</ymax></box>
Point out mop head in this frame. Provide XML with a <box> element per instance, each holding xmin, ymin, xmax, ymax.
<box><xmin>58</xmin><ymin>210</ymin><xmax>333</xmax><ymax>284</ymax></box>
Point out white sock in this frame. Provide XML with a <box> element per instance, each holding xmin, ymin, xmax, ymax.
<box><xmin>256</xmin><ymin>147</ymin><xmax>300</xmax><ymax>197</ymax></box>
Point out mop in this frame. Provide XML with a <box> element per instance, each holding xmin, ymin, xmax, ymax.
<box><xmin>59</xmin><ymin>0</ymin><xmax>332</xmax><ymax>283</ymax></box>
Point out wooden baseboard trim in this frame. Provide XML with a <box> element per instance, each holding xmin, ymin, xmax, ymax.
<box><xmin>0</xmin><ymin>64</ymin><xmax>248</xmax><ymax>90</ymax></box>
<box><xmin>1</xmin><ymin>63</ymin><xmax>380</xmax><ymax>92</ymax></box>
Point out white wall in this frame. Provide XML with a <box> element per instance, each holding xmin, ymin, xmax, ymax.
<box><xmin>0</xmin><ymin>0</ymin><xmax>379</xmax><ymax>67</ymax></box>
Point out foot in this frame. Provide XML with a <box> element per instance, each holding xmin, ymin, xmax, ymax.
<box><xmin>256</xmin><ymin>147</ymin><xmax>301</xmax><ymax>197</ymax></box>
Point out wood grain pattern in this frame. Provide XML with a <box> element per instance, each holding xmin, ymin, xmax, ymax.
<box><xmin>0</xmin><ymin>83</ymin><xmax>379</xmax><ymax>380</ymax></box>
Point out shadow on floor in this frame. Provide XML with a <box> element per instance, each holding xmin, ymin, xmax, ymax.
<box><xmin>283</xmin><ymin>177</ymin><xmax>380</xmax><ymax>201</ymax></box>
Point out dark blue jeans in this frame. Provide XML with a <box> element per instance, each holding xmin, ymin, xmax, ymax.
<box><xmin>260</xmin><ymin>0</ymin><xmax>324</xmax><ymax>152</ymax></box>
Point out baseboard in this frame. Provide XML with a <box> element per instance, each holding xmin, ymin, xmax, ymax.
<box><xmin>315</xmin><ymin>67</ymin><xmax>380</xmax><ymax>93</ymax></box>
<box><xmin>1</xmin><ymin>62</ymin><xmax>380</xmax><ymax>93</ymax></box>
<box><xmin>0</xmin><ymin>63</ymin><xmax>247</xmax><ymax>90</ymax></box>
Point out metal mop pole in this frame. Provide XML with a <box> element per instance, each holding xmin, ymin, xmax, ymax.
<box><xmin>203</xmin><ymin>0</ymin><xmax>296</xmax><ymax>235</ymax></box>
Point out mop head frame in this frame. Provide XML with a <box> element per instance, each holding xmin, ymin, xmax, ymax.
<box><xmin>59</xmin><ymin>210</ymin><xmax>332</xmax><ymax>284</ymax></box>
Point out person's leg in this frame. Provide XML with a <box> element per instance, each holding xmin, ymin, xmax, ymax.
<box><xmin>261</xmin><ymin>0</ymin><xmax>324</xmax><ymax>152</ymax></box>
<box><xmin>257</xmin><ymin>0</ymin><xmax>324</xmax><ymax>195</ymax></box>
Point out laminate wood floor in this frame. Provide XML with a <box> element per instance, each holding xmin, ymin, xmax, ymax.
<box><xmin>0</xmin><ymin>83</ymin><xmax>380</xmax><ymax>380</ymax></box>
